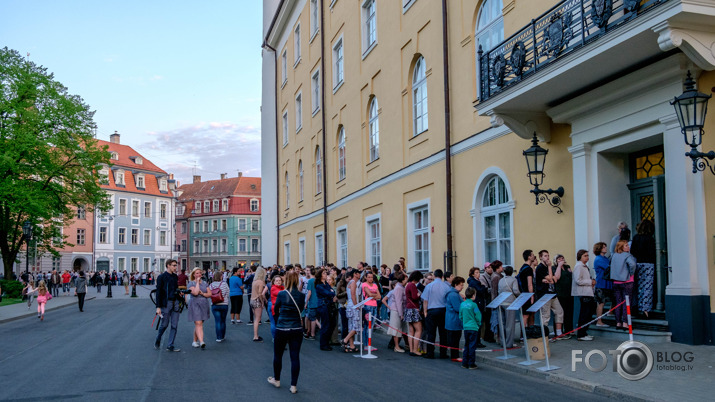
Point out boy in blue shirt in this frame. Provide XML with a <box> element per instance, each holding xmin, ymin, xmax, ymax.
<box><xmin>459</xmin><ymin>287</ymin><xmax>482</xmax><ymax>369</ymax></box>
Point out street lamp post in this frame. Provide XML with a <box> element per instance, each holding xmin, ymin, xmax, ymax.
<box><xmin>670</xmin><ymin>71</ymin><xmax>714</xmax><ymax>174</ymax></box>
<box><xmin>22</xmin><ymin>221</ymin><xmax>32</xmax><ymax>275</ymax></box>
<box><xmin>523</xmin><ymin>133</ymin><xmax>565</xmax><ymax>213</ymax></box>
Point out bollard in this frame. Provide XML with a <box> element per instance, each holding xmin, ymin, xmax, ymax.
<box><xmin>361</xmin><ymin>312</ymin><xmax>378</xmax><ymax>359</ymax></box>
<box><xmin>131</xmin><ymin>284</ymin><xmax>137</xmax><ymax>298</ymax></box>
<box><xmin>106</xmin><ymin>282</ymin><xmax>113</xmax><ymax>298</ymax></box>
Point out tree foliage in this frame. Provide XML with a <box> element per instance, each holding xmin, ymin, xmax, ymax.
<box><xmin>0</xmin><ymin>47</ymin><xmax>111</xmax><ymax>278</ymax></box>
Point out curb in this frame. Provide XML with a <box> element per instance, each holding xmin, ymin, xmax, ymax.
<box><xmin>0</xmin><ymin>296</ymin><xmax>96</xmax><ymax>324</ymax></box>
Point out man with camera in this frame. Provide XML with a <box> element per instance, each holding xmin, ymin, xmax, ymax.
<box><xmin>155</xmin><ymin>259</ymin><xmax>183</xmax><ymax>352</ymax></box>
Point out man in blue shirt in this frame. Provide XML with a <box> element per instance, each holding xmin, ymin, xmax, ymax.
<box><xmin>229</xmin><ymin>267</ymin><xmax>244</xmax><ymax>324</ymax></box>
<box><xmin>421</xmin><ymin>269</ymin><xmax>452</xmax><ymax>359</ymax></box>
<box><xmin>305</xmin><ymin>268</ymin><xmax>319</xmax><ymax>339</ymax></box>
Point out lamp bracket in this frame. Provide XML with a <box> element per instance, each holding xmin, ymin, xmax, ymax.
<box><xmin>531</xmin><ymin>186</ymin><xmax>564</xmax><ymax>214</ymax></box>
<box><xmin>686</xmin><ymin>148</ymin><xmax>715</xmax><ymax>175</ymax></box>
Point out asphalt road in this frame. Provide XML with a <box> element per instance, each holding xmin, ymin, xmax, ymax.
<box><xmin>0</xmin><ymin>299</ymin><xmax>611</xmax><ymax>402</ymax></box>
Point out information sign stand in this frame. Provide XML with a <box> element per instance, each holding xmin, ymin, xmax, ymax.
<box><xmin>527</xmin><ymin>294</ymin><xmax>559</xmax><ymax>371</ymax></box>
<box><xmin>507</xmin><ymin>293</ymin><xmax>538</xmax><ymax>366</ymax></box>
<box><xmin>487</xmin><ymin>292</ymin><xmax>517</xmax><ymax>360</ymax></box>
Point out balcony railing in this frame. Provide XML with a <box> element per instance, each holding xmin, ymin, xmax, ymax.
<box><xmin>478</xmin><ymin>0</ymin><xmax>670</xmax><ymax>102</ymax></box>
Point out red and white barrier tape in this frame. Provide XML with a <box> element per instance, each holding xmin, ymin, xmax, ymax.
<box><xmin>550</xmin><ymin>300</ymin><xmax>626</xmax><ymax>341</ymax></box>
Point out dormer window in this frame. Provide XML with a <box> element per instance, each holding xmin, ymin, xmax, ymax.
<box><xmin>159</xmin><ymin>179</ymin><xmax>168</xmax><ymax>192</ymax></box>
<box><xmin>135</xmin><ymin>157</ymin><xmax>143</xmax><ymax>165</ymax></box>
<box><xmin>110</xmin><ymin>152</ymin><xmax>119</xmax><ymax>160</ymax></box>
<box><xmin>203</xmin><ymin>201</ymin><xmax>210</xmax><ymax>213</ymax></box>
<box><xmin>194</xmin><ymin>201</ymin><xmax>201</xmax><ymax>213</ymax></box>
<box><xmin>222</xmin><ymin>199</ymin><xmax>229</xmax><ymax>212</ymax></box>
<box><xmin>115</xmin><ymin>170</ymin><xmax>125</xmax><ymax>185</ymax></box>
<box><xmin>250</xmin><ymin>199</ymin><xmax>259</xmax><ymax>212</ymax></box>
<box><xmin>136</xmin><ymin>174</ymin><xmax>145</xmax><ymax>188</ymax></box>
<box><xmin>99</xmin><ymin>167</ymin><xmax>109</xmax><ymax>184</ymax></box>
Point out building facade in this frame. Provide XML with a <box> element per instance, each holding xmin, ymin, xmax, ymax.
<box><xmin>177</xmin><ymin>174</ymin><xmax>262</xmax><ymax>271</ymax></box>
<box><xmin>262</xmin><ymin>0</ymin><xmax>715</xmax><ymax>345</ymax></box>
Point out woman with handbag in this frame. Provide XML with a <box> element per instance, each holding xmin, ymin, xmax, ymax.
<box><xmin>611</xmin><ymin>240</ymin><xmax>637</xmax><ymax>330</ymax></box>
<box><xmin>268</xmin><ymin>271</ymin><xmax>305</xmax><ymax>394</ymax></box>
<box><xmin>572</xmin><ymin>249</ymin><xmax>596</xmax><ymax>341</ymax></box>
<box><xmin>209</xmin><ymin>271</ymin><xmax>230</xmax><ymax>342</ymax></box>
<box><xmin>315</xmin><ymin>268</ymin><xmax>337</xmax><ymax>351</ymax></box>
<box><xmin>187</xmin><ymin>268</ymin><xmax>211</xmax><ymax>349</ymax></box>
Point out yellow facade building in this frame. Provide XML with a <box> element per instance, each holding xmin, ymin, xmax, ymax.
<box><xmin>261</xmin><ymin>0</ymin><xmax>715</xmax><ymax>345</ymax></box>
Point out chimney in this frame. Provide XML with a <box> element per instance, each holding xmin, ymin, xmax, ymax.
<box><xmin>193</xmin><ymin>175</ymin><xmax>201</xmax><ymax>183</ymax></box>
<box><xmin>110</xmin><ymin>131</ymin><xmax>120</xmax><ymax>144</ymax></box>
<box><xmin>220</xmin><ymin>173</ymin><xmax>227</xmax><ymax>180</ymax></box>
<box><xmin>238</xmin><ymin>172</ymin><xmax>243</xmax><ymax>178</ymax></box>
<box><xmin>169</xmin><ymin>173</ymin><xmax>174</xmax><ymax>180</ymax></box>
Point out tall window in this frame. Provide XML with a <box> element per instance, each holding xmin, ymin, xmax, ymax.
<box><xmin>212</xmin><ymin>220</ymin><xmax>218</xmax><ymax>231</ymax></box>
<box><xmin>181</xmin><ymin>239</ymin><xmax>187</xmax><ymax>252</ymax></box>
<box><xmin>118</xmin><ymin>228</ymin><xmax>126</xmax><ymax>244</ymax></box>
<box><xmin>315</xmin><ymin>146</ymin><xmax>322</xmax><ymax>194</ymax></box>
<box><xmin>77</xmin><ymin>206</ymin><xmax>86</xmax><ymax>220</ymax></box>
<box><xmin>333</xmin><ymin>38</ymin><xmax>344</xmax><ymax>89</ymax></box>
<box><xmin>132</xmin><ymin>200</ymin><xmax>139</xmax><ymax>217</ymax></box>
<box><xmin>284</xmin><ymin>242</ymin><xmax>291</xmax><ymax>265</ymax></box>
<box><xmin>413</xmin><ymin>56</ymin><xmax>428</xmax><ymax>136</ymax></box>
<box><xmin>194</xmin><ymin>240</ymin><xmax>200</xmax><ymax>254</ymax></box>
<box><xmin>315</xmin><ymin>233</ymin><xmax>324</xmax><ymax>266</ymax></box>
<box><xmin>285</xmin><ymin>171</ymin><xmax>290</xmax><ymax>209</ymax></box>
<box><xmin>119</xmin><ymin>199</ymin><xmax>127</xmax><ymax>215</ymax></box>
<box><xmin>369</xmin><ymin>98</ymin><xmax>379</xmax><ymax>162</ymax></box>
<box><xmin>117</xmin><ymin>258</ymin><xmax>125</xmax><ymax>272</ymax></box>
<box><xmin>251</xmin><ymin>238</ymin><xmax>259</xmax><ymax>253</ymax></box>
<box><xmin>299</xmin><ymin>239</ymin><xmax>306</xmax><ymax>266</ymax></box>
<box><xmin>221</xmin><ymin>238</ymin><xmax>227</xmax><ymax>252</ymax></box>
<box><xmin>311</xmin><ymin>69</ymin><xmax>320</xmax><ymax>113</ymax></box>
<box><xmin>281</xmin><ymin>49</ymin><xmax>287</xmax><ymax>85</ymax></box>
<box><xmin>76</xmin><ymin>229</ymin><xmax>85</xmax><ymax>246</ymax></box>
<box><xmin>310</xmin><ymin>0</ymin><xmax>319</xmax><ymax>37</ymax></box>
<box><xmin>295</xmin><ymin>93</ymin><xmax>303</xmax><ymax>131</ymax></box>
<box><xmin>368</xmin><ymin>219</ymin><xmax>380</xmax><ymax>267</ymax></box>
<box><xmin>144</xmin><ymin>202</ymin><xmax>151</xmax><ymax>218</ymax></box>
<box><xmin>143</xmin><ymin>258</ymin><xmax>151</xmax><ymax>272</ymax></box>
<box><xmin>364</xmin><ymin>0</ymin><xmax>377</xmax><ymax>50</ymax></box>
<box><xmin>131</xmin><ymin>229</ymin><xmax>139</xmax><ymax>245</ymax></box>
<box><xmin>115</xmin><ymin>171</ymin><xmax>124</xmax><ymax>185</ymax></box>
<box><xmin>143</xmin><ymin>229</ymin><xmax>151</xmax><ymax>245</ymax></box>
<box><xmin>475</xmin><ymin>0</ymin><xmax>504</xmax><ymax>96</ymax></box>
<box><xmin>194</xmin><ymin>221</ymin><xmax>200</xmax><ymax>233</ymax></box>
<box><xmin>298</xmin><ymin>160</ymin><xmax>304</xmax><ymax>202</ymax></box>
<box><xmin>181</xmin><ymin>222</ymin><xmax>187</xmax><ymax>234</ymax></box>
<box><xmin>160</xmin><ymin>203</ymin><xmax>167</xmax><ymax>219</ymax></box>
<box><xmin>194</xmin><ymin>201</ymin><xmax>201</xmax><ymax>213</ymax></box>
<box><xmin>252</xmin><ymin>219</ymin><xmax>259</xmax><ymax>232</ymax></box>
<box><xmin>221</xmin><ymin>219</ymin><xmax>227</xmax><ymax>231</ymax></box>
<box><xmin>481</xmin><ymin>176</ymin><xmax>512</xmax><ymax>265</ymax></box>
<box><xmin>213</xmin><ymin>200</ymin><xmax>219</xmax><ymax>212</ymax></box>
<box><xmin>222</xmin><ymin>199</ymin><xmax>229</xmax><ymax>211</ymax></box>
<box><xmin>250</xmin><ymin>199</ymin><xmax>259</xmax><ymax>211</ymax></box>
<box><xmin>160</xmin><ymin>231</ymin><xmax>167</xmax><ymax>246</ymax></box>
<box><xmin>203</xmin><ymin>220</ymin><xmax>209</xmax><ymax>232</ymax></box>
<box><xmin>136</xmin><ymin>174</ymin><xmax>145</xmax><ymax>188</ymax></box>
<box><xmin>239</xmin><ymin>219</ymin><xmax>247</xmax><ymax>231</ymax></box>
<box><xmin>338</xmin><ymin>127</ymin><xmax>346</xmax><ymax>180</ymax></box>
<box><xmin>337</xmin><ymin>228</ymin><xmax>348</xmax><ymax>269</ymax></box>
<box><xmin>239</xmin><ymin>238</ymin><xmax>247</xmax><ymax>252</ymax></box>
<box><xmin>160</xmin><ymin>179</ymin><xmax>168</xmax><ymax>191</ymax></box>
<box><xmin>294</xmin><ymin>24</ymin><xmax>301</xmax><ymax>64</ymax></box>
<box><xmin>131</xmin><ymin>258</ymin><xmax>137</xmax><ymax>272</ymax></box>
<box><xmin>99</xmin><ymin>227</ymin><xmax>107</xmax><ymax>243</ymax></box>
<box><xmin>282</xmin><ymin>112</ymin><xmax>289</xmax><ymax>146</ymax></box>
<box><xmin>204</xmin><ymin>201</ymin><xmax>210</xmax><ymax>213</ymax></box>
<box><xmin>412</xmin><ymin>206</ymin><xmax>429</xmax><ymax>270</ymax></box>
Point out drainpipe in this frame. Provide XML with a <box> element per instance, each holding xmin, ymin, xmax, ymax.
<box><xmin>320</xmin><ymin>0</ymin><xmax>329</xmax><ymax>265</ymax></box>
<box><xmin>442</xmin><ymin>0</ymin><xmax>454</xmax><ymax>273</ymax></box>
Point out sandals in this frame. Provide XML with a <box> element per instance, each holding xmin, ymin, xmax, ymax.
<box><xmin>267</xmin><ymin>377</ymin><xmax>280</xmax><ymax>388</ymax></box>
<box><xmin>343</xmin><ymin>346</ymin><xmax>358</xmax><ymax>353</ymax></box>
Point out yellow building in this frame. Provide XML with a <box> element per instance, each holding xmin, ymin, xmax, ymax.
<box><xmin>261</xmin><ymin>0</ymin><xmax>715</xmax><ymax>345</ymax></box>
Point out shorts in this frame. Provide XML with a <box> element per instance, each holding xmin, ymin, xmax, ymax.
<box><xmin>249</xmin><ymin>298</ymin><xmax>263</xmax><ymax>310</ymax></box>
<box><xmin>307</xmin><ymin>307</ymin><xmax>317</xmax><ymax>321</ymax></box>
<box><xmin>595</xmin><ymin>288</ymin><xmax>614</xmax><ymax>305</ymax></box>
<box><xmin>404</xmin><ymin>308</ymin><xmax>421</xmax><ymax>323</ymax></box>
<box><xmin>346</xmin><ymin>305</ymin><xmax>361</xmax><ymax>332</ymax></box>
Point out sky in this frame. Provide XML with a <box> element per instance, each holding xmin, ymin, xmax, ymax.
<box><xmin>1</xmin><ymin>0</ymin><xmax>263</xmax><ymax>186</ymax></box>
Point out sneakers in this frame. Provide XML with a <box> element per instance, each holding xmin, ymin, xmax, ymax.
<box><xmin>578</xmin><ymin>335</ymin><xmax>594</xmax><ymax>341</ymax></box>
<box><xmin>461</xmin><ymin>364</ymin><xmax>470</xmax><ymax>369</ymax></box>
<box><xmin>290</xmin><ymin>386</ymin><xmax>298</xmax><ymax>394</ymax></box>
<box><xmin>192</xmin><ymin>341</ymin><xmax>200</xmax><ymax>348</ymax></box>
<box><xmin>253</xmin><ymin>337</ymin><xmax>264</xmax><ymax>343</ymax></box>
<box><xmin>267</xmin><ymin>377</ymin><xmax>280</xmax><ymax>388</ymax></box>
<box><xmin>216</xmin><ymin>339</ymin><xmax>223</xmax><ymax>343</ymax></box>
<box><xmin>236</xmin><ymin>320</ymin><xmax>243</xmax><ymax>324</ymax></box>
<box><xmin>231</xmin><ymin>320</ymin><xmax>235</xmax><ymax>324</ymax></box>
<box><xmin>154</xmin><ymin>340</ymin><xmax>161</xmax><ymax>350</ymax></box>
<box><xmin>200</xmin><ymin>342</ymin><xmax>206</xmax><ymax>349</ymax></box>
<box><xmin>469</xmin><ymin>364</ymin><xmax>478</xmax><ymax>370</ymax></box>
<box><xmin>166</xmin><ymin>346</ymin><xmax>181</xmax><ymax>352</ymax></box>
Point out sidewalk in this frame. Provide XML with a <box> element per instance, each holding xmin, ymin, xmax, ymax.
<box><xmin>0</xmin><ymin>284</ymin><xmax>152</xmax><ymax>324</ymax></box>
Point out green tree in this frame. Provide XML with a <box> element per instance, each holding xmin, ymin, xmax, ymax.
<box><xmin>0</xmin><ymin>47</ymin><xmax>111</xmax><ymax>278</ymax></box>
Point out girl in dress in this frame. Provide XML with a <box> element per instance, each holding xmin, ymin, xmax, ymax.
<box><xmin>188</xmin><ymin>268</ymin><xmax>211</xmax><ymax>349</ymax></box>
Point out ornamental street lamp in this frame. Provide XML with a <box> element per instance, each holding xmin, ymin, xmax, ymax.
<box><xmin>523</xmin><ymin>133</ymin><xmax>565</xmax><ymax>214</ymax></box>
<box><xmin>22</xmin><ymin>221</ymin><xmax>32</xmax><ymax>275</ymax></box>
<box><xmin>671</xmin><ymin>70</ymin><xmax>714</xmax><ymax>174</ymax></box>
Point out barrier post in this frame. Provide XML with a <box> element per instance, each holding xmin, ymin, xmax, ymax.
<box><xmin>625</xmin><ymin>295</ymin><xmax>634</xmax><ymax>342</ymax></box>
<box><xmin>361</xmin><ymin>312</ymin><xmax>378</xmax><ymax>359</ymax></box>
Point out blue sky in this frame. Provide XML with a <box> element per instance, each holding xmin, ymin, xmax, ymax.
<box><xmin>1</xmin><ymin>0</ymin><xmax>263</xmax><ymax>186</ymax></box>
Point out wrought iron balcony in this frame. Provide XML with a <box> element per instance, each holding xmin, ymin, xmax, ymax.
<box><xmin>478</xmin><ymin>0</ymin><xmax>671</xmax><ymax>102</ymax></box>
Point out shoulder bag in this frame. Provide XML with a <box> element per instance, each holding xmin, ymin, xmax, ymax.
<box><xmin>210</xmin><ymin>283</ymin><xmax>224</xmax><ymax>304</ymax></box>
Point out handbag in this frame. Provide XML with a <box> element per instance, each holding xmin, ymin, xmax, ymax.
<box><xmin>210</xmin><ymin>284</ymin><xmax>224</xmax><ymax>304</ymax></box>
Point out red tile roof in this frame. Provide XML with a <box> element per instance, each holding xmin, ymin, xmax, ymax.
<box><xmin>177</xmin><ymin>176</ymin><xmax>261</xmax><ymax>216</ymax></box>
<box><xmin>97</xmin><ymin>140</ymin><xmax>167</xmax><ymax>174</ymax></box>
<box><xmin>96</xmin><ymin>139</ymin><xmax>171</xmax><ymax>197</ymax></box>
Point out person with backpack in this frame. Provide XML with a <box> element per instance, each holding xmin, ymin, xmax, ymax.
<box><xmin>209</xmin><ymin>271</ymin><xmax>230</xmax><ymax>342</ymax></box>
<box><xmin>593</xmin><ymin>242</ymin><xmax>613</xmax><ymax>327</ymax></box>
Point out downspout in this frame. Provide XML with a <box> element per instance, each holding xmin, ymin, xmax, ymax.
<box><xmin>263</xmin><ymin>42</ymin><xmax>280</xmax><ymax>265</ymax></box>
<box><xmin>441</xmin><ymin>0</ymin><xmax>454</xmax><ymax>273</ymax></box>
<box><xmin>320</xmin><ymin>0</ymin><xmax>329</xmax><ymax>265</ymax></box>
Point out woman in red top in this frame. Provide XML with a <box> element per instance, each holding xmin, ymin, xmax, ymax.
<box><xmin>404</xmin><ymin>270</ymin><xmax>424</xmax><ymax>356</ymax></box>
<box><xmin>269</xmin><ymin>275</ymin><xmax>284</xmax><ymax>339</ymax></box>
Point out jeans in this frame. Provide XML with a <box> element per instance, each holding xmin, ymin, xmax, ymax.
<box><xmin>273</xmin><ymin>329</ymin><xmax>303</xmax><ymax>387</ymax></box>
<box><xmin>156</xmin><ymin>300</ymin><xmax>181</xmax><ymax>348</ymax></box>
<box><xmin>361</xmin><ymin>305</ymin><xmax>378</xmax><ymax>346</ymax></box>
<box><xmin>318</xmin><ymin>305</ymin><xmax>336</xmax><ymax>348</ymax></box>
<box><xmin>577</xmin><ymin>297</ymin><xmax>596</xmax><ymax>338</ymax></box>
<box><xmin>63</xmin><ymin>283</ymin><xmax>69</xmax><ymax>293</ymax></box>
<box><xmin>613</xmin><ymin>282</ymin><xmax>634</xmax><ymax>325</ymax></box>
<box><xmin>463</xmin><ymin>330</ymin><xmax>478</xmax><ymax>366</ymax></box>
<box><xmin>52</xmin><ymin>284</ymin><xmax>59</xmax><ymax>297</ymax></box>
<box><xmin>424</xmin><ymin>308</ymin><xmax>447</xmax><ymax>357</ymax></box>
<box><xmin>97</xmin><ymin>284</ymin><xmax>102</xmax><ymax>293</ymax></box>
<box><xmin>212</xmin><ymin>304</ymin><xmax>229</xmax><ymax>340</ymax></box>
<box><xmin>77</xmin><ymin>293</ymin><xmax>86</xmax><ymax>311</ymax></box>
<box><xmin>267</xmin><ymin>302</ymin><xmax>276</xmax><ymax>339</ymax></box>
<box><xmin>339</xmin><ymin>307</ymin><xmax>348</xmax><ymax>340</ymax></box>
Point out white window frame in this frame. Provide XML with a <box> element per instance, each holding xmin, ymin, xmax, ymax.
<box><xmin>412</xmin><ymin>56</ymin><xmax>428</xmax><ymax>136</ymax></box>
<box><xmin>143</xmin><ymin>229</ymin><xmax>151</xmax><ymax>245</ymax></box>
<box><xmin>475</xmin><ymin>0</ymin><xmax>504</xmax><ymax>99</ymax></box>
<box><xmin>281</xmin><ymin>49</ymin><xmax>288</xmax><ymax>87</ymax></box>
<box><xmin>250</xmin><ymin>199</ymin><xmax>259</xmax><ymax>212</ymax></box>
<box><xmin>118</xmin><ymin>227</ymin><xmax>126</xmax><ymax>244</ymax></box>
<box><xmin>143</xmin><ymin>258</ymin><xmax>151</xmax><ymax>272</ymax></box>
<box><xmin>131</xmin><ymin>258</ymin><xmax>138</xmax><ymax>272</ymax></box>
<box><xmin>99</xmin><ymin>227</ymin><xmax>107</xmax><ymax>244</ymax></box>
<box><xmin>222</xmin><ymin>199</ymin><xmax>229</xmax><ymax>212</ymax></box>
<box><xmin>144</xmin><ymin>201</ymin><xmax>151</xmax><ymax>218</ymax></box>
<box><xmin>239</xmin><ymin>218</ymin><xmax>247</xmax><ymax>231</ymax></box>
<box><xmin>310</xmin><ymin>0</ymin><xmax>319</xmax><ymax>39</ymax></box>
<box><xmin>251</xmin><ymin>238</ymin><xmax>260</xmax><ymax>253</ymax></box>
<box><xmin>311</xmin><ymin>69</ymin><xmax>320</xmax><ymax>114</ymax></box>
<box><xmin>315</xmin><ymin>146</ymin><xmax>322</xmax><ymax>194</ymax></box>
<box><xmin>285</xmin><ymin>171</ymin><xmax>290</xmax><ymax>209</ymax></box>
<box><xmin>294</xmin><ymin>23</ymin><xmax>301</xmax><ymax>66</ymax></box>
<box><xmin>362</xmin><ymin>0</ymin><xmax>377</xmax><ymax>57</ymax></box>
<box><xmin>117</xmin><ymin>257</ymin><xmax>125</xmax><ymax>272</ymax></box>
<box><xmin>295</xmin><ymin>92</ymin><xmax>303</xmax><ymax>132</ymax></box>
<box><xmin>315</xmin><ymin>232</ymin><xmax>324</xmax><ymax>266</ymax></box>
<box><xmin>194</xmin><ymin>221</ymin><xmax>200</xmax><ymax>233</ymax></box>
<box><xmin>111</xmin><ymin>152</ymin><xmax>119</xmax><ymax>160</ymax></box>
<box><xmin>298</xmin><ymin>160</ymin><xmax>304</xmax><ymax>202</ymax></box>
<box><xmin>160</xmin><ymin>230</ymin><xmax>167</xmax><ymax>246</ymax></box>
<box><xmin>77</xmin><ymin>228</ymin><xmax>85</xmax><ymax>246</ymax></box>
<box><xmin>336</xmin><ymin>225</ymin><xmax>348</xmax><ymax>269</ymax></box>
<box><xmin>221</xmin><ymin>219</ymin><xmax>227</xmax><ymax>231</ymax></box>
<box><xmin>136</xmin><ymin>174</ymin><xmax>145</xmax><ymax>188</ymax></box>
<box><xmin>251</xmin><ymin>219</ymin><xmax>259</xmax><ymax>232</ymax></box>
<box><xmin>406</xmin><ymin>199</ymin><xmax>430</xmax><ymax>271</ymax></box>
<box><xmin>119</xmin><ymin>198</ymin><xmax>127</xmax><ymax>216</ymax></box>
<box><xmin>160</xmin><ymin>203</ymin><xmax>167</xmax><ymax>219</ymax></box>
<box><xmin>332</xmin><ymin>36</ymin><xmax>344</xmax><ymax>91</ymax></box>
<box><xmin>299</xmin><ymin>237</ymin><xmax>306</xmax><ymax>267</ymax></box>
<box><xmin>213</xmin><ymin>200</ymin><xmax>219</xmax><ymax>212</ymax></box>
<box><xmin>132</xmin><ymin>200</ymin><xmax>140</xmax><ymax>218</ymax></box>
<box><xmin>194</xmin><ymin>240</ymin><xmax>200</xmax><ymax>254</ymax></box>
<box><xmin>131</xmin><ymin>228</ymin><xmax>139</xmax><ymax>245</ymax></box>
<box><xmin>203</xmin><ymin>201</ymin><xmax>210</xmax><ymax>213</ymax></box>
<box><xmin>115</xmin><ymin>170</ymin><xmax>125</xmax><ymax>185</ymax></box>
<box><xmin>239</xmin><ymin>238</ymin><xmax>247</xmax><ymax>253</ymax></box>
<box><xmin>369</xmin><ymin>97</ymin><xmax>379</xmax><ymax>162</ymax></box>
<box><xmin>284</xmin><ymin>241</ymin><xmax>291</xmax><ymax>265</ymax></box>
<box><xmin>159</xmin><ymin>179</ymin><xmax>168</xmax><ymax>192</ymax></box>
<box><xmin>221</xmin><ymin>238</ymin><xmax>227</xmax><ymax>253</ymax></box>
<box><xmin>365</xmin><ymin>213</ymin><xmax>381</xmax><ymax>268</ymax></box>
<box><xmin>282</xmin><ymin>112</ymin><xmax>289</xmax><ymax>146</ymax></box>
<box><xmin>471</xmin><ymin>168</ymin><xmax>515</xmax><ymax>266</ymax></box>
<box><xmin>338</xmin><ymin>126</ymin><xmax>346</xmax><ymax>181</ymax></box>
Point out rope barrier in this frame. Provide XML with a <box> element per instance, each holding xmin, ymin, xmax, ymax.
<box><xmin>549</xmin><ymin>300</ymin><xmax>626</xmax><ymax>341</ymax></box>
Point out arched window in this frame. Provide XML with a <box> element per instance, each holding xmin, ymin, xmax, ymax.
<box><xmin>369</xmin><ymin>98</ymin><xmax>379</xmax><ymax>162</ymax></box>
<box><xmin>285</xmin><ymin>171</ymin><xmax>290</xmax><ymax>209</ymax></box>
<box><xmin>480</xmin><ymin>175</ymin><xmax>512</xmax><ymax>265</ymax></box>
<box><xmin>298</xmin><ymin>160</ymin><xmax>304</xmax><ymax>202</ymax></box>
<box><xmin>475</xmin><ymin>0</ymin><xmax>504</xmax><ymax>95</ymax></box>
<box><xmin>338</xmin><ymin>127</ymin><xmax>346</xmax><ymax>181</ymax></box>
<box><xmin>412</xmin><ymin>56</ymin><xmax>428</xmax><ymax>136</ymax></box>
<box><xmin>315</xmin><ymin>146</ymin><xmax>322</xmax><ymax>194</ymax></box>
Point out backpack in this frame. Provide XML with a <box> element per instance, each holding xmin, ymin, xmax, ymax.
<box><xmin>515</xmin><ymin>264</ymin><xmax>531</xmax><ymax>292</ymax></box>
<box><xmin>210</xmin><ymin>284</ymin><xmax>224</xmax><ymax>304</ymax></box>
